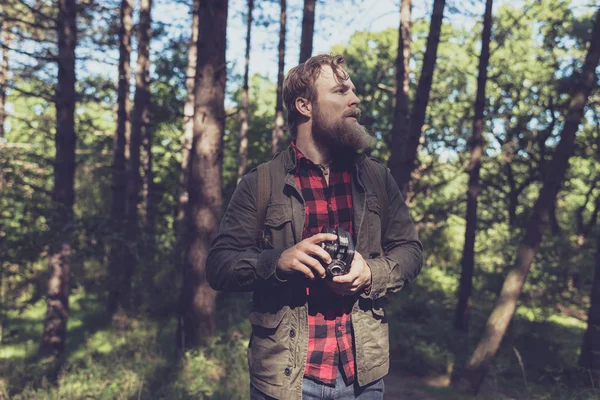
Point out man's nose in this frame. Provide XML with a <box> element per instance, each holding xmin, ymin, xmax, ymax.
<box><xmin>349</xmin><ymin>92</ymin><xmax>361</xmax><ymax>107</ymax></box>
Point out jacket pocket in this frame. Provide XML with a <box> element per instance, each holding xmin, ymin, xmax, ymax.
<box><xmin>248</xmin><ymin>307</ymin><xmax>291</xmax><ymax>387</ymax></box>
<box><xmin>262</xmin><ymin>203</ymin><xmax>293</xmax><ymax>249</ymax></box>
<box><xmin>366</xmin><ymin>195</ymin><xmax>382</xmax><ymax>253</ymax></box>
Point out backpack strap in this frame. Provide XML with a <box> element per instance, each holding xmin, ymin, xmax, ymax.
<box><xmin>363</xmin><ymin>158</ymin><xmax>389</xmax><ymax>236</ymax></box>
<box><xmin>256</xmin><ymin>162</ymin><xmax>271</xmax><ymax>246</ymax></box>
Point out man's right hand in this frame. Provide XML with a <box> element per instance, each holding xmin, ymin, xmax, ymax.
<box><xmin>276</xmin><ymin>233</ymin><xmax>337</xmax><ymax>280</ymax></box>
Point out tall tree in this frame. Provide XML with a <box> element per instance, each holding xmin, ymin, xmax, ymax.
<box><xmin>122</xmin><ymin>0</ymin><xmax>152</xmax><ymax>310</ymax></box>
<box><xmin>39</xmin><ymin>0</ymin><xmax>77</xmax><ymax>358</ymax></box>
<box><xmin>177</xmin><ymin>0</ymin><xmax>228</xmax><ymax>350</ymax></box>
<box><xmin>236</xmin><ymin>0</ymin><xmax>254</xmax><ymax>182</ymax></box>
<box><xmin>454</xmin><ymin>0</ymin><xmax>493</xmax><ymax>332</ymax></box>
<box><xmin>299</xmin><ymin>0</ymin><xmax>316</xmax><ymax>63</ymax></box>
<box><xmin>107</xmin><ymin>0</ymin><xmax>133</xmax><ymax>313</ymax></box>
<box><xmin>143</xmin><ymin>117</ymin><xmax>155</xmax><ymax>241</ymax></box>
<box><xmin>271</xmin><ymin>0</ymin><xmax>286</xmax><ymax>155</ymax></box>
<box><xmin>0</xmin><ymin>19</ymin><xmax>11</xmax><ymax>139</ymax></box>
<box><xmin>389</xmin><ymin>0</ymin><xmax>411</xmax><ymax>186</ymax></box>
<box><xmin>176</xmin><ymin>0</ymin><xmax>200</xmax><ymax>237</ymax></box>
<box><xmin>457</xmin><ymin>8</ymin><xmax>600</xmax><ymax>394</ymax></box>
<box><xmin>388</xmin><ymin>0</ymin><xmax>446</xmax><ymax>196</ymax></box>
<box><xmin>579</xmin><ymin>202</ymin><xmax>600</xmax><ymax>370</ymax></box>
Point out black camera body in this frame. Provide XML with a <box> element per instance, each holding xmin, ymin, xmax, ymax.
<box><xmin>319</xmin><ymin>227</ymin><xmax>355</xmax><ymax>278</ymax></box>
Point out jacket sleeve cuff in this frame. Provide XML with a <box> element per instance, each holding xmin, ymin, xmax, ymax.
<box><xmin>257</xmin><ymin>248</ymin><xmax>288</xmax><ymax>284</ymax></box>
<box><xmin>361</xmin><ymin>258</ymin><xmax>388</xmax><ymax>299</ymax></box>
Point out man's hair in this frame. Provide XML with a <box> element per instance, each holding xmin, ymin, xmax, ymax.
<box><xmin>283</xmin><ymin>54</ymin><xmax>349</xmax><ymax>137</ymax></box>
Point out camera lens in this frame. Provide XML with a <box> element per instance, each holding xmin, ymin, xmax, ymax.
<box><xmin>328</xmin><ymin>261</ymin><xmax>346</xmax><ymax>277</ymax></box>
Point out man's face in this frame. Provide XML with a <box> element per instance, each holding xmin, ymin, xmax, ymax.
<box><xmin>310</xmin><ymin>65</ymin><xmax>373</xmax><ymax>155</ymax></box>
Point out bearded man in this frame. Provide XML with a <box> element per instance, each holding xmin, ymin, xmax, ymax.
<box><xmin>206</xmin><ymin>54</ymin><xmax>423</xmax><ymax>400</ymax></box>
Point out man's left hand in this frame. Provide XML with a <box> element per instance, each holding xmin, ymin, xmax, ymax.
<box><xmin>326</xmin><ymin>251</ymin><xmax>371</xmax><ymax>296</ymax></box>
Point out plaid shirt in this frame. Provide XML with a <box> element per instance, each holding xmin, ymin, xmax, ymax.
<box><xmin>291</xmin><ymin>142</ymin><xmax>356</xmax><ymax>386</ymax></box>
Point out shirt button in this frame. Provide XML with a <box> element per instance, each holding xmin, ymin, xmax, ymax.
<box><xmin>289</xmin><ymin>329</ymin><xmax>296</xmax><ymax>338</ymax></box>
<box><xmin>284</xmin><ymin>367</ymin><xmax>291</xmax><ymax>376</ymax></box>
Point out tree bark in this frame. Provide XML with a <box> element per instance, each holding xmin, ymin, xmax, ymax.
<box><xmin>299</xmin><ymin>0</ymin><xmax>316</xmax><ymax>63</ymax></box>
<box><xmin>271</xmin><ymin>0</ymin><xmax>286</xmax><ymax>155</ymax></box>
<box><xmin>454</xmin><ymin>0</ymin><xmax>493</xmax><ymax>332</ymax></box>
<box><xmin>389</xmin><ymin>0</ymin><xmax>411</xmax><ymax>187</ymax></box>
<box><xmin>389</xmin><ymin>0</ymin><xmax>445</xmax><ymax>196</ymax></box>
<box><xmin>176</xmin><ymin>0</ymin><xmax>200</xmax><ymax>238</ymax></box>
<box><xmin>237</xmin><ymin>0</ymin><xmax>254</xmax><ymax>182</ymax></box>
<box><xmin>458</xmin><ymin>8</ymin><xmax>600</xmax><ymax>394</ymax></box>
<box><xmin>0</xmin><ymin>20</ymin><xmax>11</xmax><ymax>139</ymax></box>
<box><xmin>122</xmin><ymin>0</ymin><xmax>152</xmax><ymax>310</ymax></box>
<box><xmin>107</xmin><ymin>0</ymin><xmax>133</xmax><ymax>314</ymax></box>
<box><xmin>39</xmin><ymin>0</ymin><xmax>77</xmax><ymax>358</ymax></box>
<box><xmin>177</xmin><ymin>0</ymin><xmax>228</xmax><ymax>351</ymax></box>
<box><xmin>579</xmin><ymin>224</ymin><xmax>600</xmax><ymax>371</ymax></box>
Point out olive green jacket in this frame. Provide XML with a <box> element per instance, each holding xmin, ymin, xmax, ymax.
<box><xmin>206</xmin><ymin>147</ymin><xmax>423</xmax><ymax>400</ymax></box>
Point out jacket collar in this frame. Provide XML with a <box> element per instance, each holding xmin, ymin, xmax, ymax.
<box><xmin>281</xmin><ymin>142</ymin><xmax>367</xmax><ymax>174</ymax></box>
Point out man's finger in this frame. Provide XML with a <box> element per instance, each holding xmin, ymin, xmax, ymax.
<box><xmin>332</xmin><ymin>270</ymin><xmax>359</xmax><ymax>284</ymax></box>
<box><xmin>293</xmin><ymin>260</ymin><xmax>315</xmax><ymax>280</ymax></box>
<box><xmin>298</xmin><ymin>253</ymin><xmax>326</xmax><ymax>278</ymax></box>
<box><xmin>307</xmin><ymin>233</ymin><xmax>337</xmax><ymax>244</ymax></box>
<box><xmin>306</xmin><ymin>244</ymin><xmax>332</xmax><ymax>264</ymax></box>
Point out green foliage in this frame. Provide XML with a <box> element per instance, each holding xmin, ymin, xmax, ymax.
<box><xmin>1</xmin><ymin>0</ymin><xmax>599</xmax><ymax>398</ymax></box>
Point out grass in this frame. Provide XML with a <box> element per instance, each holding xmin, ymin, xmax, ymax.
<box><xmin>0</xmin><ymin>265</ymin><xmax>598</xmax><ymax>399</ymax></box>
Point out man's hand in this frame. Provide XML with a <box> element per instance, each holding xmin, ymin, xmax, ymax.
<box><xmin>326</xmin><ymin>251</ymin><xmax>371</xmax><ymax>296</ymax></box>
<box><xmin>276</xmin><ymin>233</ymin><xmax>337</xmax><ymax>280</ymax></box>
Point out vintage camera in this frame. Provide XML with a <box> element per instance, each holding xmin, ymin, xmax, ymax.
<box><xmin>319</xmin><ymin>227</ymin><xmax>355</xmax><ymax>277</ymax></box>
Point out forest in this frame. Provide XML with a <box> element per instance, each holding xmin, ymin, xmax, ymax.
<box><xmin>0</xmin><ymin>0</ymin><xmax>599</xmax><ymax>398</ymax></box>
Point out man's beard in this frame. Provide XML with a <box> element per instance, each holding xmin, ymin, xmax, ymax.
<box><xmin>311</xmin><ymin>103</ymin><xmax>374</xmax><ymax>158</ymax></box>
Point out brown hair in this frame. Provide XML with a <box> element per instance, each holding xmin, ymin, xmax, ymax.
<box><xmin>283</xmin><ymin>54</ymin><xmax>349</xmax><ymax>137</ymax></box>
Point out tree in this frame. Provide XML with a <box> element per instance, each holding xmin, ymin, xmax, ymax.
<box><xmin>177</xmin><ymin>0</ymin><xmax>228</xmax><ymax>350</ymax></box>
<box><xmin>579</xmin><ymin>200</ymin><xmax>600</xmax><ymax>370</ymax></box>
<box><xmin>389</xmin><ymin>0</ymin><xmax>411</xmax><ymax>188</ymax></box>
<box><xmin>271</xmin><ymin>0</ymin><xmax>286</xmax><ymax>155</ymax></box>
<box><xmin>454</xmin><ymin>0</ymin><xmax>493</xmax><ymax>332</ymax></box>
<box><xmin>299</xmin><ymin>0</ymin><xmax>316</xmax><ymax>63</ymax></box>
<box><xmin>39</xmin><ymin>0</ymin><xmax>77</xmax><ymax>358</ymax></box>
<box><xmin>388</xmin><ymin>0</ymin><xmax>446</xmax><ymax>196</ymax></box>
<box><xmin>457</xmin><ymin>8</ymin><xmax>600</xmax><ymax>393</ymax></box>
<box><xmin>122</xmin><ymin>0</ymin><xmax>152</xmax><ymax>310</ymax></box>
<box><xmin>236</xmin><ymin>0</ymin><xmax>254</xmax><ymax>182</ymax></box>
<box><xmin>0</xmin><ymin>18</ymin><xmax>11</xmax><ymax>139</ymax></box>
<box><xmin>107</xmin><ymin>0</ymin><xmax>133</xmax><ymax>313</ymax></box>
<box><xmin>176</xmin><ymin>0</ymin><xmax>200</xmax><ymax>237</ymax></box>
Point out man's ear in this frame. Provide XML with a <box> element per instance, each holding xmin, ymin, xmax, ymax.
<box><xmin>295</xmin><ymin>97</ymin><xmax>312</xmax><ymax>118</ymax></box>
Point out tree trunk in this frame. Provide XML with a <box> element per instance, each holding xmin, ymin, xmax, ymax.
<box><xmin>39</xmin><ymin>0</ymin><xmax>77</xmax><ymax>358</ymax></box>
<box><xmin>454</xmin><ymin>0</ymin><xmax>493</xmax><ymax>332</ymax></box>
<box><xmin>123</xmin><ymin>0</ymin><xmax>152</xmax><ymax>310</ymax></box>
<box><xmin>457</xmin><ymin>9</ymin><xmax>600</xmax><ymax>394</ymax></box>
<box><xmin>0</xmin><ymin>20</ymin><xmax>11</xmax><ymax>139</ymax></box>
<box><xmin>107</xmin><ymin>0</ymin><xmax>133</xmax><ymax>314</ymax></box>
<box><xmin>271</xmin><ymin>0</ymin><xmax>286</xmax><ymax>155</ymax></box>
<box><xmin>579</xmin><ymin>224</ymin><xmax>600</xmax><ymax>371</ymax></box>
<box><xmin>389</xmin><ymin>0</ymin><xmax>411</xmax><ymax>187</ymax></box>
<box><xmin>143</xmin><ymin>123</ymin><xmax>154</xmax><ymax>244</ymax></box>
<box><xmin>391</xmin><ymin>0</ymin><xmax>445</xmax><ymax>196</ymax></box>
<box><xmin>299</xmin><ymin>0</ymin><xmax>316</xmax><ymax>63</ymax></box>
<box><xmin>177</xmin><ymin>0</ymin><xmax>228</xmax><ymax>351</ymax></box>
<box><xmin>237</xmin><ymin>0</ymin><xmax>254</xmax><ymax>182</ymax></box>
<box><xmin>176</xmin><ymin>0</ymin><xmax>200</xmax><ymax>239</ymax></box>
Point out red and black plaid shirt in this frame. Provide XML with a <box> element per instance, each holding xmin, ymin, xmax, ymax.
<box><xmin>291</xmin><ymin>142</ymin><xmax>356</xmax><ymax>386</ymax></box>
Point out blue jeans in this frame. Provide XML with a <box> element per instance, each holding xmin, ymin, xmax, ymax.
<box><xmin>250</xmin><ymin>366</ymin><xmax>384</xmax><ymax>399</ymax></box>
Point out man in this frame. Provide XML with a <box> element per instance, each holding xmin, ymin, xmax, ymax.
<box><xmin>206</xmin><ymin>54</ymin><xmax>423</xmax><ymax>400</ymax></box>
